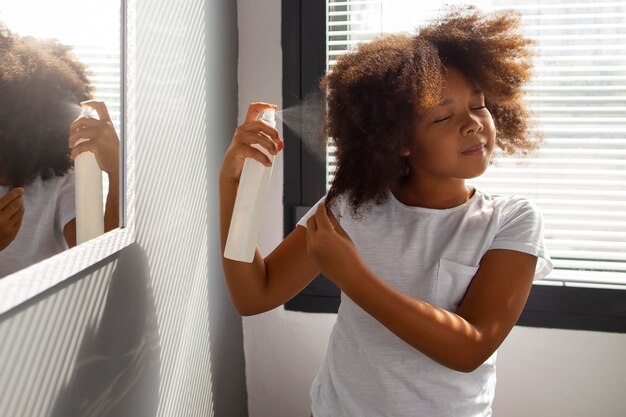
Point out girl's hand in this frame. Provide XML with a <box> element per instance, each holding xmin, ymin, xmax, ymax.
<box><xmin>305</xmin><ymin>203</ymin><xmax>366</xmax><ymax>286</ymax></box>
<box><xmin>68</xmin><ymin>100</ymin><xmax>120</xmax><ymax>177</ymax></box>
<box><xmin>220</xmin><ymin>102</ymin><xmax>284</xmax><ymax>183</ymax></box>
<box><xmin>0</xmin><ymin>188</ymin><xmax>25</xmax><ymax>251</ymax></box>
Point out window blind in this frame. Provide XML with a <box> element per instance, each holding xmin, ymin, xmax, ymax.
<box><xmin>73</xmin><ymin>43</ymin><xmax>122</xmax><ymax>129</ymax></box>
<box><xmin>326</xmin><ymin>0</ymin><xmax>626</xmax><ymax>287</ymax></box>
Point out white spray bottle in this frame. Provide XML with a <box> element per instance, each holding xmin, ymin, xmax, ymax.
<box><xmin>224</xmin><ymin>108</ymin><xmax>277</xmax><ymax>262</ymax></box>
<box><xmin>74</xmin><ymin>104</ymin><xmax>104</xmax><ymax>244</ymax></box>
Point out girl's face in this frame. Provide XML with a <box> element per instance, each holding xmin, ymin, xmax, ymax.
<box><xmin>404</xmin><ymin>66</ymin><xmax>496</xmax><ymax>182</ymax></box>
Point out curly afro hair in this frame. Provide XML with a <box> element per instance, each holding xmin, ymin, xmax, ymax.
<box><xmin>0</xmin><ymin>23</ymin><xmax>93</xmax><ymax>187</ymax></box>
<box><xmin>322</xmin><ymin>6</ymin><xmax>537</xmax><ymax>215</ymax></box>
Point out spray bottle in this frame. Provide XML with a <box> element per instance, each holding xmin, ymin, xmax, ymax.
<box><xmin>74</xmin><ymin>104</ymin><xmax>104</xmax><ymax>244</ymax></box>
<box><xmin>224</xmin><ymin>108</ymin><xmax>277</xmax><ymax>262</ymax></box>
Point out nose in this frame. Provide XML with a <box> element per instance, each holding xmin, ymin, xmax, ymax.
<box><xmin>462</xmin><ymin>113</ymin><xmax>483</xmax><ymax>136</ymax></box>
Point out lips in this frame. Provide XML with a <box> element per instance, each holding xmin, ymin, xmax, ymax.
<box><xmin>461</xmin><ymin>144</ymin><xmax>486</xmax><ymax>156</ymax></box>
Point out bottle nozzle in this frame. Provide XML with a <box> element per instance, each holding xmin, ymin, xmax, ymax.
<box><xmin>259</xmin><ymin>108</ymin><xmax>276</xmax><ymax>126</ymax></box>
<box><xmin>80</xmin><ymin>104</ymin><xmax>99</xmax><ymax>120</ymax></box>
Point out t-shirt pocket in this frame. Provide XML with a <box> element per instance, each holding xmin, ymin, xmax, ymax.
<box><xmin>436</xmin><ymin>259</ymin><xmax>479</xmax><ymax>312</ymax></box>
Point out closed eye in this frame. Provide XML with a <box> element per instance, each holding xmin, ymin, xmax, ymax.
<box><xmin>433</xmin><ymin>115</ymin><xmax>452</xmax><ymax>123</ymax></box>
<box><xmin>433</xmin><ymin>106</ymin><xmax>486</xmax><ymax>123</ymax></box>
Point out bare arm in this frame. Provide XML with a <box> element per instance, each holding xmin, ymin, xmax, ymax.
<box><xmin>63</xmin><ymin>218</ymin><xmax>77</xmax><ymax>248</ymax></box>
<box><xmin>306</xmin><ymin>203</ymin><xmax>537</xmax><ymax>372</ymax></box>
<box><xmin>220</xmin><ymin>102</ymin><xmax>319</xmax><ymax>316</ymax></box>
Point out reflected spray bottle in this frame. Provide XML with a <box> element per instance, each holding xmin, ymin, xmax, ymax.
<box><xmin>224</xmin><ymin>108</ymin><xmax>277</xmax><ymax>263</ymax></box>
<box><xmin>74</xmin><ymin>104</ymin><xmax>104</xmax><ymax>244</ymax></box>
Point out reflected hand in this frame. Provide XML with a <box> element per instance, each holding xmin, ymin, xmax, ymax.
<box><xmin>220</xmin><ymin>102</ymin><xmax>284</xmax><ymax>182</ymax></box>
<box><xmin>305</xmin><ymin>204</ymin><xmax>366</xmax><ymax>286</ymax></box>
<box><xmin>68</xmin><ymin>100</ymin><xmax>120</xmax><ymax>176</ymax></box>
<box><xmin>0</xmin><ymin>188</ymin><xmax>25</xmax><ymax>251</ymax></box>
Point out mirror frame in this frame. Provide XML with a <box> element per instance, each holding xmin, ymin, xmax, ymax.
<box><xmin>0</xmin><ymin>0</ymin><xmax>136</xmax><ymax>315</ymax></box>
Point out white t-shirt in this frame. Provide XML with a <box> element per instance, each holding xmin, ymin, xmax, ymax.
<box><xmin>0</xmin><ymin>170</ymin><xmax>75</xmax><ymax>278</ymax></box>
<box><xmin>297</xmin><ymin>189</ymin><xmax>552</xmax><ymax>417</ymax></box>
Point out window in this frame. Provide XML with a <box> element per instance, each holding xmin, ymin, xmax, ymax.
<box><xmin>282</xmin><ymin>0</ymin><xmax>626</xmax><ymax>333</ymax></box>
<box><xmin>1</xmin><ymin>0</ymin><xmax>122</xmax><ymax>201</ymax></box>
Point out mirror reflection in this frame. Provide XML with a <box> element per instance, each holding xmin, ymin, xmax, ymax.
<box><xmin>0</xmin><ymin>0</ymin><xmax>122</xmax><ymax>278</ymax></box>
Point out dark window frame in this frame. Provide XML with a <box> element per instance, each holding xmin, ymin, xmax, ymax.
<box><xmin>281</xmin><ymin>0</ymin><xmax>626</xmax><ymax>333</ymax></box>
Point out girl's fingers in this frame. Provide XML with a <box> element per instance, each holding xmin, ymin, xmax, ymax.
<box><xmin>245</xmin><ymin>102</ymin><xmax>278</xmax><ymax>123</ymax></box>
<box><xmin>81</xmin><ymin>100</ymin><xmax>112</xmax><ymax>123</ymax></box>
<box><xmin>223</xmin><ymin>103</ymin><xmax>282</xmax><ymax>179</ymax></box>
<box><xmin>70</xmin><ymin>141</ymin><xmax>95</xmax><ymax>159</ymax></box>
<box><xmin>0</xmin><ymin>188</ymin><xmax>24</xmax><ymax>210</ymax></box>
<box><xmin>70</xmin><ymin>138</ymin><xmax>119</xmax><ymax>174</ymax></box>
<box><xmin>1</xmin><ymin>196</ymin><xmax>23</xmax><ymax>218</ymax></box>
<box><xmin>69</xmin><ymin>116</ymin><xmax>106</xmax><ymax>134</ymax></box>
<box><xmin>327</xmin><ymin>209</ymin><xmax>345</xmax><ymax>234</ymax></box>
<box><xmin>11</xmin><ymin>203</ymin><xmax>24</xmax><ymax>223</ymax></box>
<box><xmin>69</xmin><ymin>127</ymin><xmax>100</xmax><ymax>148</ymax></box>
<box><xmin>252</xmin><ymin>133</ymin><xmax>280</xmax><ymax>155</ymax></box>
<box><xmin>239</xmin><ymin>146</ymin><xmax>273</xmax><ymax>167</ymax></box>
<box><xmin>243</xmin><ymin>120</ymin><xmax>281</xmax><ymax>141</ymax></box>
<box><xmin>256</xmin><ymin>120</ymin><xmax>284</xmax><ymax>150</ymax></box>
<box><xmin>11</xmin><ymin>218</ymin><xmax>21</xmax><ymax>233</ymax></box>
<box><xmin>306</xmin><ymin>215</ymin><xmax>318</xmax><ymax>234</ymax></box>
<box><xmin>236</xmin><ymin>131</ymin><xmax>280</xmax><ymax>156</ymax></box>
<box><xmin>314</xmin><ymin>204</ymin><xmax>334</xmax><ymax>231</ymax></box>
<box><xmin>314</xmin><ymin>204</ymin><xmax>351</xmax><ymax>242</ymax></box>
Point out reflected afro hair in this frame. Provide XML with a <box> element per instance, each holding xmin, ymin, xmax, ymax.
<box><xmin>0</xmin><ymin>23</ymin><xmax>93</xmax><ymax>187</ymax></box>
<box><xmin>322</xmin><ymin>6</ymin><xmax>537</xmax><ymax>215</ymax></box>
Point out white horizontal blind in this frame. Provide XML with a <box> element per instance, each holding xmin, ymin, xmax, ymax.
<box><xmin>326</xmin><ymin>0</ymin><xmax>626</xmax><ymax>287</ymax></box>
<box><xmin>326</xmin><ymin>0</ymin><xmax>383</xmax><ymax>184</ymax></box>
<box><xmin>72</xmin><ymin>28</ymin><xmax>122</xmax><ymax>132</ymax></box>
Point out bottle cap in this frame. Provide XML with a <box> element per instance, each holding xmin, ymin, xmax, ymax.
<box><xmin>80</xmin><ymin>104</ymin><xmax>99</xmax><ymax>120</ymax></box>
<box><xmin>259</xmin><ymin>108</ymin><xmax>276</xmax><ymax>127</ymax></box>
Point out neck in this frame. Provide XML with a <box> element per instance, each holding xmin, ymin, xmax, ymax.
<box><xmin>0</xmin><ymin>177</ymin><xmax>11</xmax><ymax>186</ymax></box>
<box><xmin>391</xmin><ymin>175</ymin><xmax>472</xmax><ymax>209</ymax></box>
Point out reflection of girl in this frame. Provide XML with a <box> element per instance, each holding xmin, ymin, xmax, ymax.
<box><xmin>0</xmin><ymin>24</ymin><xmax>119</xmax><ymax>277</ymax></box>
<box><xmin>220</xmin><ymin>6</ymin><xmax>552</xmax><ymax>417</ymax></box>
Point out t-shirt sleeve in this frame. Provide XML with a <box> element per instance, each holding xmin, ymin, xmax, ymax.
<box><xmin>490</xmin><ymin>198</ymin><xmax>553</xmax><ymax>280</ymax></box>
<box><xmin>56</xmin><ymin>170</ymin><xmax>76</xmax><ymax>232</ymax></box>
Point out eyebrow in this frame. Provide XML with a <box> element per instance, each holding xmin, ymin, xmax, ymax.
<box><xmin>438</xmin><ymin>88</ymin><xmax>483</xmax><ymax>106</ymax></box>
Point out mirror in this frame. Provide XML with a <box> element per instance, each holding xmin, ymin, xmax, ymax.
<box><xmin>0</xmin><ymin>0</ymin><xmax>135</xmax><ymax>314</ymax></box>
<box><xmin>0</xmin><ymin>0</ymin><xmax>122</xmax><ymax>278</ymax></box>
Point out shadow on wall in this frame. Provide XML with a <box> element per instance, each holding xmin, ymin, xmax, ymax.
<box><xmin>49</xmin><ymin>244</ymin><xmax>160</xmax><ymax>417</ymax></box>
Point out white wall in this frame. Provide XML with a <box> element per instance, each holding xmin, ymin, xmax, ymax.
<box><xmin>238</xmin><ymin>2</ymin><xmax>626</xmax><ymax>417</ymax></box>
<box><xmin>0</xmin><ymin>1</ymin><xmax>247</xmax><ymax>416</ymax></box>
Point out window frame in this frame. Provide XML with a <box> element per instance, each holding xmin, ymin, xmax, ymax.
<box><xmin>281</xmin><ymin>0</ymin><xmax>626</xmax><ymax>333</ymax></box>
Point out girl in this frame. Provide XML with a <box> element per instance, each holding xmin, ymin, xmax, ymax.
<box><xmin>0</xmin><ymin>25</ymin><xmax>120</xmax><ymax>277</ymax></box>
<box><xmin>220</xmin><ymin>6</ymin><xmax>552</xmax><ymax>417</ymax></box>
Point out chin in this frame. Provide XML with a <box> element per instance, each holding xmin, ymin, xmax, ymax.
<box><xmin>462</xmin><ymin>164</ymin><xmax>489</xmax><ymax>179</ymax></box>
